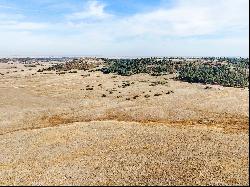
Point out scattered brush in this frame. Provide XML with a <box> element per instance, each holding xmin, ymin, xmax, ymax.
<box><xmin>154</xmin><ymin>93</ymin><xmax>162</xmax><ymax>96</ymax></box>
<box><xmin>149</xmin><ymin>80</ymin><xmax>168</xmax><ymax>86</ymax></box>
<box><xmin>205</xmin><ymin>86</ymin><xmax>212</xmax><ymax>89</ymax></box>
<box><xmin>133</xmin><ymin>95</ymin><xmax>140</xmax><ymax>99</ymax></box>
<box><xmin>166</xmin><ymin>90</ymin><xmax>174</xmax><ymax>94</ymax></box>
<box><xmin>86</xmin><ymin>88</ymin><xmax>94</xmax><ymax>91</ymax></box>
<box><xmin>122</xmin><ymin>83</ymin><xmax>131</xmax><ymax>88</ymax></box>
<box><xmin>24</xmin><ymin>64</ymin><xmax>36</xmax><ymax>68</ymax></box>
<box><xmin>81</xmin><ymin>74</ymin><xmax>90</xmax><ymax>78</ymax></box>
<box><xmin>57</xmin><ymin>72</ymin><xmax>66</xmax><ymax>75</ymax></box>
<box><xmin>69</xmin><ymin>70</ymin><xmax>77</xmax><ymax>73</ymax></box>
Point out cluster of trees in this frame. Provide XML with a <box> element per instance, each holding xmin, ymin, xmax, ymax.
<box><xmin>101</xmin><ymin>58</ymin><xmax>180</xmax><ymax>76</ymax></box>
<box><xmin>178</xmin><ymin>63</ymin><xmax>249</xmax><ymax>88</ymax></box>
<box><xmin>100</xmin><ymin>57</ymin><xmax>249</xmax><ymax>88</ymax></box>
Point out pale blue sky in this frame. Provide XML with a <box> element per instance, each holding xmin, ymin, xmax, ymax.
<box><xmin>0</xmin><ymin>0</ymin><xmax>249</xmax><ymax>57</ymax></box>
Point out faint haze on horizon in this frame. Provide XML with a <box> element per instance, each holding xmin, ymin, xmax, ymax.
<box><xmin>0</xmin><ymin>0</ymin><xmax>249</xmax><ymax>57</ymax></box>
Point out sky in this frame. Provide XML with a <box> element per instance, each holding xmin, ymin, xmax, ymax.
<box><xmin>0</xmin><ymin>0</ymin><xmax>249</xmax><ymax>57</ymax></box>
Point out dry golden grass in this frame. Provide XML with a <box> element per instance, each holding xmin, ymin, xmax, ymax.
<box><xmin>0</xmin><ymin>61</ymin><xmax>249</xmax><ymax>185</ymax></box>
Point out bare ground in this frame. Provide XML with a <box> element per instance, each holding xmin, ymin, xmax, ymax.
<box><xmin>0</xmin><ymin>62</ymin><xmax>249</xmax><ymax>185</ymax></box>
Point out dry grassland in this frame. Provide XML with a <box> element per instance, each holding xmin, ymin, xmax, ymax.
<box><xmin>0</xmin><ymin>62</ymin><xmax>249</xmax><ymax>185</ymax></box>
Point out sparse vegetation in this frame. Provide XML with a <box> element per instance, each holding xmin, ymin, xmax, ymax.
<box><xmin>205</xmin><ymin>86</ymin><xmax>212</xmax><ymax>89</ymax></box>
<box><xmin>57</xmin><ymin>72</ymin><xmax>66</xmax><ymax>75</ymax></box>
<box><xmin>86</xmin><ymin>88</ymin><xmax>94</xmax><ymax>91</ymax></box>
<box><xmin>154</xmin><ymin>93</ymin><xmax>162</xmax><ymax>96</ymax></box>
<box><xmin>68</xmin><ymin>70</ymin><xmax>77</xmax><ymax>73</ymax></box>
<box><xmin>166</xmin><ymin>90</ymin><xmax>174</xmax><ymax>94</ymax></box>
<box><xmin>149</xmin><ymin>80</ymin><xmax>168</xmax><ymax>86</ymax></box>
<box><xmin>39</xmin><ymin>58</ymin><xmax>103</xmax><ymax>72</ymax></box>
<box><xmin>133</xmin><ymin>95</ymin><xmax>140</xmax><ymax>99</ymax></box>
<box><xmin>81</xmin><ymin>74</ymin><xmax>90</xmax><ymax>78</ymax></box>
<box><xmin>24</xmin><ymin>64</ymin><xmax>36</xmax><ymax>68</ymax></box>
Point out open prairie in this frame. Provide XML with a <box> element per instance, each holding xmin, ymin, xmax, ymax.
<box><xmin>0</xmin><ymin>61</ymin><xmax>249</xmax><ymax>185</ymax></box>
